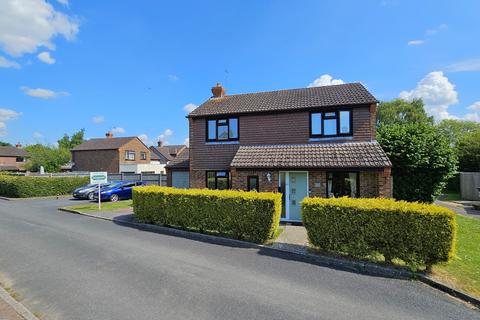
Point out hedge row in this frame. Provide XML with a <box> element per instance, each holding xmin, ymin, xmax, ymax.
<box><xmin>133</xmin><ymin>186</ymin><xmax>282</xmax><ymax>243</ymax></box>
<box><xmin>0</xmin><ymin>175</ymin><xmax>89</xmax><ymax>198</ymax></box>
<box><xmin>302</xmin><ymin>197</ymin><xmax>457</xmax><ymax>267</ymax></box>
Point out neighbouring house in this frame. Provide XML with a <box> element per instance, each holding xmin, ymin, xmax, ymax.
<box><xmin>185</xmin><ymin>82</ymin><xmax>392</xmax><ymax>221</ymax></box>
<box><xmin>149</xmin><ymin>142</ymin><xmax>187</xmax><ymax>174</ymax></box>
<box><xmin>0</xmin><ymin>144</ymin><xmax>29</xmax><ymax>172</ymax></box>
<box><xmin>71</xmin><ymin>132</ymin><xmax>163</xmax><ymax>173</ymax></box>
<box><xmin>165</xmin><ymin>147</ymin><xmax>189</xmax><ymax>188</ymax></box>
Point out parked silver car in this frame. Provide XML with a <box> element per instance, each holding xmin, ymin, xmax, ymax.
<box><xmin>72</xmin><ymin>183</ymin><xmax>112</xmax><ymax>200</ymax></box>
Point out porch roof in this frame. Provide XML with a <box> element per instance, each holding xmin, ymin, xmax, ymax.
<box><xmin>230</xmin><ymin>141</ymin><xmax>391</xmax><ymax>169</ymax></box>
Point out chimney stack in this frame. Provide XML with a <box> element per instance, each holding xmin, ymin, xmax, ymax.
<box><xmin>157</xmin><ymin>140</ymin><xmax>164</xmax><ymax>147</ymax></box>
<box><xmin>15</xmin><ymin>142</ymin><xmax>22</xmax><ymax>148</ymax></box>
<box><xmin>106</xmin><ymin>131</ymin><xmax>113</xmax><ymax>139</ymax></box>
<box><xmin>211</xmin><ymin>83</ymin><xmax>226</xmax><ymax>98</ymax></box>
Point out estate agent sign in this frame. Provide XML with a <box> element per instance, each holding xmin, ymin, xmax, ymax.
<box><xmin>90</xmin><ymin>172</ymin><xmax>108</xmax><ymax>209</ymax></box>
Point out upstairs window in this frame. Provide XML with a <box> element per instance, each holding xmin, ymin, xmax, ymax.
<box><xmin>125</xmin><ymin>150</ymin><xmax>135</xmax><ymax>160</ymax></box>
<box><xmin>310</xmin><ymin>110</ymin><xmax>352</xmax><ymax>137</ymax></box>
<box><xmin>140</xmin><ymin>151</ymin><xmax>147</xmax><ymax>160</ymax></box>
<box><xmin>207</xmin><ymin>118</ymin><xmax>239</xmax><ymax>141</ymax></box>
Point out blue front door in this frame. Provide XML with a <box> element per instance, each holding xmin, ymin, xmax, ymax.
<box><xmin>288</xmin><ymin>172</ymin><xmax>308</xmax><ymax>221</ymax></box>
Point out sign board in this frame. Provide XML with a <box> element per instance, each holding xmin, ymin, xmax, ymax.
<box><xmin>90</xmin><ymin>172</ymin><xmax>108</xmax><ymax>185</ymax></box>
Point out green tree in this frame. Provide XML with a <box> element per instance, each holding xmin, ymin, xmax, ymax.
<box><xmin>437</xmin><ymin>119</ymin><xmax>480</xmax><ymax>147</ymax></box>
<box><xmin>377</xmin><ymin>98</ymin><xmax>433</xmax><ymax>127</ymax></box>
<box><xmin>0</xmin><ymin>141</ymin><xmax>12</xmax><ymax>146</ymax></box>
<box><xmin>457</xmin><ymin>130</ymin><xmax>480</xmax><ymax>172</ymax></box>
<box><xmin>57</xmin><ymin>129</ymin><xmax>85</xmax><ymax>150</ymax></box>
<box><xmin>377</xmin><ymin>123</ymin><xmax>457</xmax><ymax>203</ymax></box>
<box><xmin>24</xmin><ymin>144</ymin><xmax>71</xmax><ymax>173</ymax></box>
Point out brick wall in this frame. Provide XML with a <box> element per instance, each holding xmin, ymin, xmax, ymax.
<box><xmin>360</xmin><ymin>172</ymin><xmax>379</xmax><ymax>197</ymax></box>
<box><xmin>231</xmin><ymin>169</ymin><xmax>278</xmax><ymax>192</ymax></box>
<box><xmin>118</xmin><ymin>139</ymin><xmax>151</xmax><ymax>165</ymax></box>
<box><xmin>378</xmin><ymin>168</ymin><xmax>393</xmax><ymax>198</ymax></box>
<box><xmin>72</xmin><ymin>149</ymin><xmax>120</xmax><ymax>173</ymax></box>
<box><xmin>190</xmin><ymin>105</ymin><xmax>376</xmax><ymax>172</ymax></box>
<box><xmin>308</xmin><ymin>171</ymin><xmax>327</xmax><ymax>197</ymax></box>
<box><xmin>190</xmin><ymin>169</ymin><xmax>206</xmax><ymax>188</ymax></box>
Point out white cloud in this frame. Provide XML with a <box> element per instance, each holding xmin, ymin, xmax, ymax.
<box><xmin>168</xmin><ymin>74</ymin><xmax>179</xmax><ymax>81</ymax></box>
<box><xmin>0</xmin><ymin>0</ymin><xmax>79</xmax><ymax>57</ymax></box>
<box><xmin>21</xmin><ymin>86</ymin><xmax>70</xmax><ymax>99</ymax></box>
<box><xmin>183</xmin><ymin>137</ymin><xmax>189</xmax><ymax>146</ymax></box>
<box><xmin>468</xmin><ymin>101</ymin><xmax>480</xmax><ymax>111</ymax></box>
<box><xmin>399</xmin><ymin>71</ymin><xmax>458</xmax><ymax>121</ymax></box>
<box><xmin>37</xmin><ymin>51</ymin><xmax>55</xmax><ymax>64</ymax></box>
<box><xmin>444</xmin><ymin>59</ymin><xmax>480</xmax><ymax>72</ymax></box>
<box><xmin>138</xmin><ymin>134</ymin><xmax>153</xmax><ymax>146</ymax></box>
<box><xmin>183</xmin><ymin>103</ymin><xmax>198</xmax><ymax>113</ymax></box>
<box><xmin>0</xmin><ymin>56</ymin><xmax>20</xmax><ymax>68</ymax></box>
<box><xmin>407</xmin><ymin>40</ymin><xmax>424</xmax><ymax>46</ymax></box>
<box><xmin>33</xmin><ymin>131</ymin><xmax>43</xmax><ymax>139</ymax></box>
<box><xmin>111</xmin><ymin>127</ymin><xmax>125</xmax><ymax>135</ymax></box>
<box><xmin>56</xmin><ymin>0</ymin><xmax>69</xmax><ymax>5</ymax></box>
<box><xmin>92</xmin><ymin>116</ymin><xmax>104</xmax><ymax>124</ymax></box>
<box><xmin>426</xmin><ymin>23</ymin><xmax>447</xmax><ymax>36</ymax></box>
<box><xmin>0</xmin><ymin>108</ymin><xmax>21</xmax><ymax>136</ymax></box>
<box><xmin>307</xmin><ymin>74</ymin><xmax>344</xmax><ymax>88</ymax></box>
<box><xmin>158</xmin><ymin>128</ymin><xmax>173</xmax><ymax>145</ymax></box>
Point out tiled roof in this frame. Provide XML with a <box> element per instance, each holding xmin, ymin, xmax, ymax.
<box><xmin>165</xmin><ymin>148</ymin><xmax>189</xmax><ymax>169</ymax></box>
<box><xmin>71</xmin><ymin>137</ymin><xmax>137</xmax><ymax>151</ymax></box>
<box><xmin>230</xmin><ymin>142</ymin><xmax>391</xmax><ymax>169</ymax></box>
<box><xmin>0</xmin><ymin>146</ymin><xmax>28</xmax><ymax>157</ymax></box>
<box><xmin>150</xmin><ymin>145</ymin><xmax>187</xmax><ymax>162</ymax></box>
<box><xmin>189</xmin><ymin>83</ymin><xmax>377</xmax><ymax>117</ymax></box>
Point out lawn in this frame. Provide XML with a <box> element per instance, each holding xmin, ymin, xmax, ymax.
<box><xmin>440</xmin><ymin>191</ymin><xmax>462</xmax><ymax>201</ymax></box>
<box><xmin>432</xmin><ymin>214</ymin><xmax>480</xmax><ymax>298</ymax></box>
<box><xmin>62</xmin><ymin>200</ymin><xmax>133</xmax><ymax>213</ymax></box>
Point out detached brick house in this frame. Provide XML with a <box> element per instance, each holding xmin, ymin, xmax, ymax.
<box><xmin>186</xmin><ymin>83</ymin><xmax>392</xmax><ymax>221</ymax></box>
<box><xmin>0</xmin><ymin>144</ymin><xmax>29</xmax><ymax>172</ymax></box>
<box><xmin>72</xmin><ymin>132</ymin><xmax>155</xmax><ymax>173</ymax></box>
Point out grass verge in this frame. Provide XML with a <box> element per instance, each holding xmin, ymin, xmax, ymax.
<box><xmin>440</xmin><ymin>192</ymin><xmax>462</xmax><ymax>201</ymax></box>
<box><xmin>432</xmin><ymin>214</ymin><xmax>480</xmax><ymax>298</ymax></box>
<box><xmin>61</xmin><ymin>200</ymin><xmax>133</xmax><ymax>213</ymax></box>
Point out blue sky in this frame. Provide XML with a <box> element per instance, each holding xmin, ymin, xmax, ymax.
<box><xmin>1</xmin><ymin>0</ymin><xmax>479</xmax><ymax>146</ymax></box>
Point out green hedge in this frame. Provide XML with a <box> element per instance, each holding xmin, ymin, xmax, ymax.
<box><xmin>302</xmin><ymin>197</ymin><xmax>457</xmax><ymax>267</ymax></box>
<box><xmin>133</xmin><ymin>186</ymin><xmax>282</xmax><ymax>243</ymax></box>
<box><xmin>0</xmin><ymin>175</ymin><xmax>89</xmax><ymax>198</ymax></box>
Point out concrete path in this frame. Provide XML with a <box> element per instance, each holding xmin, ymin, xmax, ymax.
<box><xmin>0</xmin><ymin>198</ymin><xmax>479</xmax><ymax>320</ymax></box>
<box><xmin>435</xmin><ymin>200</ymin><xmax>480</xmax><ymax>219</ymax></box>
<box><xmin>272</xmin><ymin>225</ymin><xmax>309</xmax><ymax>254</ymax></box>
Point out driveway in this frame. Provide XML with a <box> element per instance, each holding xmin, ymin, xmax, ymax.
<box><xmin>0</xmin><ymin>198</ymin><xmax>478</xmax><ymax>320</ymax></box>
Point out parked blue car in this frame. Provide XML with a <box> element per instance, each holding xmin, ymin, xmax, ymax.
<box><xmin>93</xmin><ymin>181</ymin><xmax>145</xmax><ymax>202</ymax></box>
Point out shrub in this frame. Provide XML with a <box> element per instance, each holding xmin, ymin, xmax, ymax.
<box><xmin>133</xmin><ymin>186</ymin><xmax>282</xmax><ymax>243</ymax></box>
<box><xmin>302</xmin><ymin>197</ymin><xmax>457</xmax><ymax>267</ymax></box>
<box><xmin>0</xmin><ymin>175</ymin><xmax>89</xmax><ymax>198</ymax></box>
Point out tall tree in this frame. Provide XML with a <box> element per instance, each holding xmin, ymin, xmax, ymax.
<box><xmin>377</xmin><ymin>123</ymin><xmax>457</xmax><ymax>203</ymax></box>
<box><xmin>57</xmin><ymin>129</ymin><xmax>85</xmax><ymax>150</ymax></box>
<box><xmin>437</xmin><ymin>119</ymin><xmax>480</xmax><ymax>147</ymax></box>
<box><xmin>457</xmin><ymin>130</ymin><xmax>480</xmax><ymax>172</ymax></box>
<box><xmin>0</xmin><ymin>141</ymin><xmax>12</xmax><ymax>146</ymax></box>
<box><xmin>377</xmin><ymin>98</ymin><xmax>433</xmax><ymax>127</ymax></box>
<box><xmin>24</xmin><ymin>144</ymin><xmax>71</xmax><ymax>173</ymax></box>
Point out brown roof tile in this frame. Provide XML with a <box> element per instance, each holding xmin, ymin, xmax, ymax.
<box><xmin>230</xmin><ymin>142</ymin><xmax>391</xmax><ymax>169</ymax></box>
<box><xmin>165</xmin><ymin>148</ymin><xmax>189</xmax><ymax>169</ymax></box>
<box><xmin>189</xmin><ymin>83</ymin><xmax>377</xmax><ymax>118</ymax></box>
<box><xmin>71</xmin><ymin>137</ymin><xmax>138</xmax><ymax>151</ymax></box>
<box><xmin>0</xmin><ymin>146</ymin><xmax>29</xmax><ymax>157</ymax></box>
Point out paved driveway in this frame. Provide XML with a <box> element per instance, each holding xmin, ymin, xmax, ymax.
<box><xmin>0</xmin><ymin>198</ymin><xmax>478</xmax><ymax>320</ymax></box>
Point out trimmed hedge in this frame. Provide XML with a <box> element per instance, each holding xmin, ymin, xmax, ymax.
<box><xmin>133</xmin><ymin>186</ymin><xmax>282</xmax><ymax>243</ymax></box>
<box><xmin>302</xmin><ymin>197</ymin><xmax>457</xmax><ymax>267</ymax></box>
<box><xmin>0</xmin><ymin>175</ymin><xmax>89</xmax><ymax>198</ymax></box>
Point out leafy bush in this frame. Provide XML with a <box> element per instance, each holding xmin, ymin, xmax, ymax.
<box><xmin>377</xmin><ymin>123</ymin><xmax>457</xmax><ymax>203</ymax></box>
<box><xmin>302</xmin><ymin>197</ymin><xmax>457</xmax><ymax>267</ymax></box>
<box><xmin>133</xmin><ymin>186</ymin><xmax>282</xmax><ymax>243</ymax></box>
<box><xmin>0</xmin><ymin>175</ymin><xmax>89</xmax><ymax>197</ymax></box>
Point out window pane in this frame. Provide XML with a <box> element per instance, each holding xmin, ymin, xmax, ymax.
<box><xmin>339</xmin><ymin>111</ymin><xmax>351</xmax><ymax>134</ymax></box>
<box><xmin>248</xmin><ymin>176</ymin><xmax>258</xmax><ymax>191</ymax></box>
<box><xmin>217</xmin><ymin>177</ymin><xmax>228</xmax><ymax>190</ymax></box>
<box><xmin>311</xmin><ymin>113</ymin><xmax>322</xmax><ymax>135</ymax></box>
<box><xmin>218</xmin><ymin>119</ymin><xmax>227</xmax><ymax>124</ymax></box>
<box><xmin>323</xmin><ymin>118</ymin><xmax>337</xmax><ymax>135</ymax></box>
<box><xmin>324</xmin><ymin>112</ymin><xmax>336</xmax><ymax>117</ymax></box>
<box><xmin>217</xmin><ymin>125</ymin><xmax>228</xmax><ymax>140</ymax></box>
<box><xmin>207</xmin><ymin>172</ymin><xmax>216</xmax><ymax>189</ymax></box>
<box><xmin>216</xmin><ymin>171</ymin><xmax>227</xmax><ymax>177</ymax></box>
<box><xmin>327</xmin><ymin>172</ymin><xmax>357</xmax><ymax>198</ymax></box>
<box><xmin>229</xmin><ymin>118</ymin><xmax>238</xmax><ymax>139</ymax></box>
<box><xmin>208</xmin><ymin>120</ymin><xmax>216</xmax><ymax>140</ymax></box>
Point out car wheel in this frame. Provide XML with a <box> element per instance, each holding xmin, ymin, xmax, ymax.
<box><xmin>88</xmin><ymin>192</ymin><xmax>95</xmax><ymax>200</ymax></box>
<box><xmin>110</xmin><ymin>194</ymin><xmax>119</xmax><ymax>202</ymax></box>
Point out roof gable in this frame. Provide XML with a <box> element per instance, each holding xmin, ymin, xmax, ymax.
<box><xmin>189</xmin><ymin>83</ymin><xmax>377</xmax><ymax>118</ymax></box>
